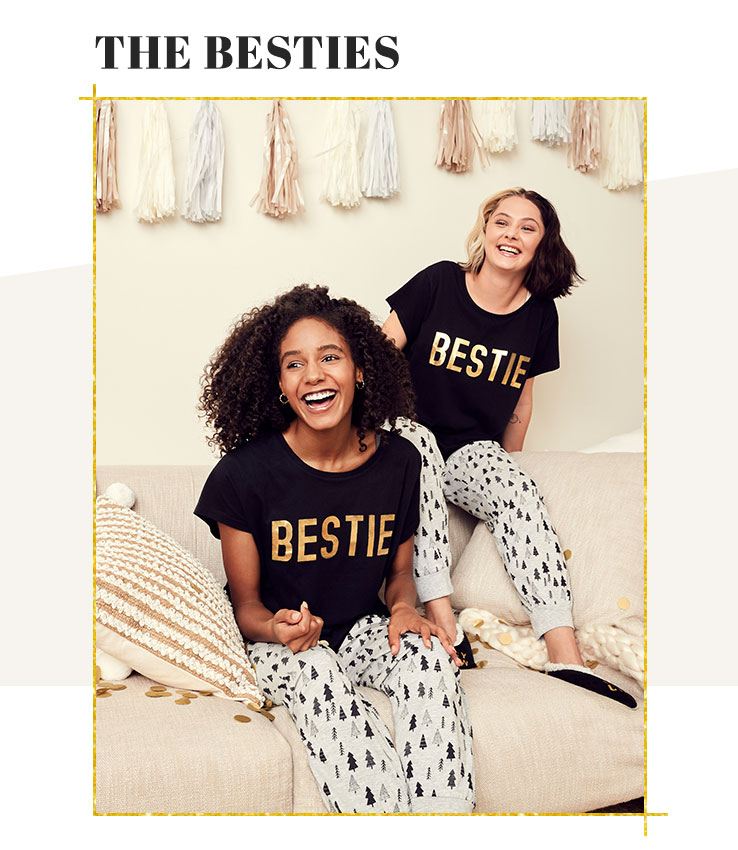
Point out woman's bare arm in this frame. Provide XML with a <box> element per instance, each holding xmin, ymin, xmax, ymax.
<box><xmin>381</xmin><ymin>311</ymin><xmax>407</xmax><ymax>351</ymax></box>
<box><xmin>501</xmin><ymin>377</ymin><xmax>534</xmax><ymax>453</ymax></box>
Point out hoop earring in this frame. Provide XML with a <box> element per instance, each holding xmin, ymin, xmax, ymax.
<box><xmin>355</xmin><ymin>380</ymin><xmax>365</xmax><ymax>390</ymax></box>
<box><xmin>279</xmin><ymin>393</ymin><xmax>289</xmax><ymax>405</ymax></box>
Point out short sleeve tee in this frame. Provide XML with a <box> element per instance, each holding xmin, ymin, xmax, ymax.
<box><xmin>194</xmin><ymin>430</ymin><xmax>421</xmax><ymax>652</ymax></box>
<box><xmin>387</xmin><ymin>260</ymin><xmax>560</xmax><ymax>459</ymax></box>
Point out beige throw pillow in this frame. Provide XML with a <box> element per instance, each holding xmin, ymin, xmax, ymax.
<box><xmin>95</xmin><ymin>493</ymin><xmax>263</xmax><ymax>704</ymax></box>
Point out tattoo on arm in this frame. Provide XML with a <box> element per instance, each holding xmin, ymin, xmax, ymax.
<box><xmin>509</xmin><ymin>413</ymin><xmax>521</xmax><ymax>425</ymax></box>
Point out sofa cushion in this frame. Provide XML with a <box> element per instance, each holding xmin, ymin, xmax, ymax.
<box><xmin>96</xmin><ymin>493</ymin><xmax>262</xmax><ymax>703</ymax></box>
<box><xmin>451</xmin><ymin>452</ymin><xmax>644</xmax><ymax>638</ymax></box>
<box><xmin>95</xmin><ymin>674</ymin><xmax>293</xmax><ymax>813</ymax></box>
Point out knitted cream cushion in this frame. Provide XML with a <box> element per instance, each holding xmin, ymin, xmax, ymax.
<box><xmin>451</xmin><ymin>452</ymin><xmax>644</xmax><ymax>683</ymax></box>
<box><xmin>96</xmin><ymin>491</ymin><xmax>263</xmax><ymax>704</ymax></box>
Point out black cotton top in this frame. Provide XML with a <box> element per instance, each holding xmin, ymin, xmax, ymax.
<box><xmin>387</xmin><ymin>260</ymin><xmax>560</xmax><ymax>459</ymax></box>
<box><xmin>194</xmin><ymin>430</ymin><xmax>421</xmax><ymax>652</ymax></box>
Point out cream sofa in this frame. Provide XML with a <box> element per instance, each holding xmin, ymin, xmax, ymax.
<box><xmin>95</xmin><ymin>452</ymin><xmax>644</xmax><ymax>814</ymax></box>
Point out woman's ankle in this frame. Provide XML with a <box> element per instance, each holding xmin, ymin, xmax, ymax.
<box><xmin>543</xmin><ymin>626</ymin><xmax>585</xmax><ymax>665</ymax></box>
<box><xmin>423</xmin><ymin>596</ymin><xmax>457</xmax><ymax>639</ymax></box>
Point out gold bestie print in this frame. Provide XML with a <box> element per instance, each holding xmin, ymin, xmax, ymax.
<box><xmin>271</xmin><ymin>514</ymin><xmax>396</xmax><ymax>563</ymax></box>
<box><xmin>428</xmin><ymin>331</ymin><xmax>530</xmax><ymax>388</ymax></box>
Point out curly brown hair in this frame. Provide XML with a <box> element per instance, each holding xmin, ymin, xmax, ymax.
<box><xmin>200</xmin><ymin>285</ymin><xmax>416</xmax><ymax>454</ymax></box>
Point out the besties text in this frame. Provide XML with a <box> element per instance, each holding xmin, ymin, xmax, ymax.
<box><xmin>271</xmin><ymin>514</ymin><xmax>396</xmax><ymax>563</ymax></box>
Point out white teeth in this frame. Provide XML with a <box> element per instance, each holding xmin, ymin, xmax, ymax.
<box><xmin>498</xmin><ymin>245</ymin><xmax>520</xmax><ymax>255</ymax></box>
<box><xmin>304</xmin><ymin>390</ymin><xmax>336</xmax><ymax>402</ymax></box>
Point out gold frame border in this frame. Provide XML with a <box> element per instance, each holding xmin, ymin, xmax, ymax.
<box><xmin>88</xmin><ymin>89</ymin><xmax>659</xmax><ymax>830</ymax></box>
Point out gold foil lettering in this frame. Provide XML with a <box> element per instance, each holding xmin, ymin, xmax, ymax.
<box><xmin>487</xmin><ymin>348</ymin><xmax>508</xmax><ymax>382</ymax></box>
<box><xmin>271</xmin><ymin>520</ymin><xmax>293</xmax><ymax>562</ymax></box>
<box><xmin>297</xmin><ymin>518</ymin><xmax>318</xmax><ymax>562</ymax></box>
<box><xmin>345</xmin><ymin>515</ymin><xmax>364</xmax><ymax>557</ymax></box>
<box><xmin>428</xmin><ymin>332</ymin><xmax>451</xmax><ymax>367</ymax></box>
<box><xmin>446</xmin><ymin>337</ymin><xmax>470</xmax><ymax>373</ymax></box>
<box><xmin>320</xmin><ymin>516</ymin><xmax>340</xmax><ymax>559</ymax></box>
<box><xmin>466</xmin><ymin>344</ymin><xmax>487</xmax><ymax>378</ymax></box>
<box><xmin>510</xmin><ymin>354</ymin><xmax>531</xmax><ymax>389</ymax></box>
<box><xmin>366</xmin><ymin>514</ymin><xmax>376</xmax><ymax>558</ymax></box>
<box><xmin>377</xmin><ymin>513</ymin><xmax>396</xmax><ymax>556</ymax></box>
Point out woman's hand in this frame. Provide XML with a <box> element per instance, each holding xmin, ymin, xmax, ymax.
<box><xmin>270</xmin><ymin>601</ymin><xmax>324</xmax><ymax>653</ymax></box>
<box><xmin>388</xmin><ymin>602</ymin><xmax>461</xmax><ymax>667</ymax></box>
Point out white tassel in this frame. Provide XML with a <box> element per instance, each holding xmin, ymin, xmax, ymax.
<box><xmin>531</xmin><ymin>100</ymin><xmax>571</xmax><ymax>146</ymax></box>
<box><xmin>96</xmin><ymin>100</ymin><xmax>120</xmax><ymax>213</ymax></box>
<box><xmin>361</xmin><ymin>100</ymin><xmax>399</xmax><ymax>199</ymax></box>
<box><xmin>320</xmin><ymin>101</ymin><xmax>362</xmax><ymax>209</ymax></box>
<box><xmin>602</xmin><ymin>102</ymin><xmax>643</xmax><ymax>191</ymax></box>
<box><xmin>568</xmin><ymin>100</ymin><xmax>600</xmax><ymax>173</ymax></box>
<box><xmin>183</xmin><ymin>101</ymin><xmax>225</xmax><ymax>223</ymax></box>
<box><xmin>134</xmin><ymin>103</ymin><xmax>176</xmax><ymax>223</ymax></box>
<box><xmin>478</xmin><ymin>101</ymin><xmax>518</xmax><ymax>154</ymax></box>
<box><xmin>251</xmin><ymin>99</ymin><xmax>304</xmax><ymax>219</ymax></box>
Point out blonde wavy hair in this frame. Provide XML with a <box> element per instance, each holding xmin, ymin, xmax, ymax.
<box><xmin>460</xmin><ymin>188</ymin><xmax>583</xmax><ymax>298</ymax></box>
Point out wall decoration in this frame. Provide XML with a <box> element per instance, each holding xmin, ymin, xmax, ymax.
<box><xmin>436</xmin><ymin>100</ymin><xmax>484</xmax><ymax>173</ymax></box>
<box><xmin>134</xmin><ymin>103</ymin><xmax>176</xmax><ymax>223</ymax></box>
<box><xmin>320</xmin><ymin>101</ymin><xmax>362</xmax><ymax>208</ymax></box>
<box><xmin>251</xmin><ymin>99</ymin><xmax>304</xmax><ymax>219</ymax></box>
<box><xmin>568</xmin><ymin>100</ymin><xmax>600</xmax><ymax>173</ymax></box>
<box><xmin>361</xmin><ymin>100</ymin><xmax>399</xmax><ymax>199</ymax></box>
<box><xmin>530</xmin><ymin>100</ymin><xmax>571</xmax><ymax>146</ymax></box>
<box><xmin>602</xmin><ymin>101</ymin><xmax>643</xmax><ymax>191</ymax></box>
<box><xmin>182</xmin><ymin>101</ymin><xmax>224</xmax><ymax>223</ymax></box>
<box><xmin>477</xmin><ymin>101</ymin><xmax>517</xmax><ymax>155</ymax></box>
<box><xmin>96</xmin><ymin>100</ymin><xmax>120</xmax><ymax>213</ymax></box>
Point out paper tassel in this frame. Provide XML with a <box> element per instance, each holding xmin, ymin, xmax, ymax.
<box><xmin>251</xmin><ymin>99</ymin><xmax>304</xmax><ymax>219</ymax></box>
<box><xmin>436</xmin><ymin>100</ymin><xmax>485</xmax><ymax>173</ymax></box>
<box><xmin>568</xmin><ymin>100</ymin><xmax>600</xmax><ymax>173</ymax></box>
<box><xmin>530</xmin><ymin>100</ymin><xmax>571</xmax><ymax>146</ymax></box>
<box><xmin>478</xmin><ymin>101</ymin><xmax>518</xmax><ymax>155</ymax></box>
<box><xmin>602</xmin><ymin>102</ymin><xmax>643</xmax><ymax>191</ymax></box>
<box><xmin>134</xmin><ymin>103</ymin><xmax>176</xmax><ymax>223</ymax></box>
<box><xmin>361</xmin><ymin>100</ymin><xmax>399</xmax><ymax>199</ymax></box>
<box><xmin>95</xmin><ymin>100</ymin><xmax>120</xmax><ymax>213</ymax></box>
<box><xmin>320</xmin><ymin>102</ymin><xmax>362</xmax><ymax>208</ymax></box>
<box><xmin>182</xmin><ymin>101</ymin><xmax>224</xmax><ymax>223</ymax></box>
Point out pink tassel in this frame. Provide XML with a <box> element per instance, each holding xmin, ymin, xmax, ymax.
<box><xmin>96</xmin><ymin>100</ymin><xmax>120</xmax><ymax>213</ymax></box>
<box><xmin>251</xmin><ymin>99</ymin><xmax>304</xmax><ymax>219</ymax></box>
<box><xmin>568</xmin><ymin>100</ymin><xmax>600</xmax><ymax>173</ymax></box>
<box><xmin>436</xmin><ymin>100</ymin><xmax>485</xmax><ymax>173</ymax></box>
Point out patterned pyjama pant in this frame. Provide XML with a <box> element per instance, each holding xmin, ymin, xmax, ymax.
<box><xmin>248</xmin><ymin>613</ymin><xmax>475</xmax><ymax>814</ymax></box>
<box><xmin>394</xmin><ymin>419</ymin><xmax>574</xmax><ymax>639</ymax></box>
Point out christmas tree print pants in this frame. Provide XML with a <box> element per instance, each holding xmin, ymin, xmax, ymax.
<box><xmin>248</xmin><ymin>613</ymin><xmax>475</xmax><ymax>813</ymax></box>
<box><xmin>394</xmin><ymin>420</ymin><xmax>574</xmax><ymax>639</ymax></box>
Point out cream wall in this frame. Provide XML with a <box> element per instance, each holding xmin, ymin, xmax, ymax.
<box><xmin>97</xmin><ymin>99</ymin><xmax>644</xmax><ymax>464</ymax></box>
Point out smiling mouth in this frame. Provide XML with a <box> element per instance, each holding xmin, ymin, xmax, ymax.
<box><xmin>301</xmin><ymin>389</ymin><xmax>338</xmax><ymax>411</ymax></box>
<box><xmin>497</xmin><ymin>244</ymin><xmax>521</xmax><ymax>256</ymax></box>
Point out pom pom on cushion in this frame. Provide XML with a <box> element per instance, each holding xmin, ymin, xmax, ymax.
<box><xmin>96</xmin><ymin>648</ymin><xmax>132</xmax><ymax>681</ymax></box>
<box><xmin>95</xmin><ymin>493</ymin><xmax>263</xmax><ymax>704</ymax></box>
<box><xmin>103</xmin><ymin>482</ymin><xmax>136</xmax><ymax>509</ymax></box>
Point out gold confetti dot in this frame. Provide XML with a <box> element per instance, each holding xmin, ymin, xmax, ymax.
<box><xmin>234</xmin><ymin>714</ymin><xmax>251</xmax><ymax>723</ymax></box>
<box><xmin>99</xmin><ymin>682</ymin><xmax>127</xmax><ymax>691</ymax></box>
<box><xmin>150</xmin><ymin>685</ymin><xmax>168</xmax><ymax>692</ymax></box>
<box><xmin>96</xmin><ymin>688</ymin><xmax>111</xmax><ymax>697</ymax></box>
<box><xmin>471</xmin><ymin>648</ymin><xmax>479</xmax><ymax>655</ymax></box>
<box><xmin>246</xmin><ymin>702</ymin><xmax>261</xmax><ymax>713</ymax></box>
<box><xmin>145</xmin><ymin>691</ymin><xmax>172</xmax><ymax>698</ymax></box>
<box><xmin>472</xmin><ymin>619</ymin><xmax>484</xmax><ymax>629</ymax></box>
<box><xmin>617</xmin><ymin>597</ymin><xmax>630</xmax><ymax>610</ymax></box>
<box><xmin>264</xmin><ymin>698</ymin><xmax>274</xmax><ymax>710</ymax></box>
<box><xmin>585</xmin><ymin>659</ymin><xmax>599</xmax><ymax>669</ymax></box>
<box><xmin>498</xmin><ymin>633</ymin><xmax>513</xmax><ymax>646</ymax></box>
<box><xmin>174</xmin><ymin>698</ymin><xmax>191</xmax><ymax>705</ymax></box>
<box><xmin>480</xmin><ymin>640</ymin><xmax>493</xmax><ymax>650</ymax></box>
<box><xmin>476</xmin><ymin>661</ymin><xmax>488</xmax><ymax>668</ymax></box>
<box><xmin>563</xmin><ymin>549</ymin><xmax>572</xmax><ymax>560</ymax></box>
<box><xmin>200</xmin><ymin>691</ymin><xmax>214</xmax><ymax>697</ymax></box>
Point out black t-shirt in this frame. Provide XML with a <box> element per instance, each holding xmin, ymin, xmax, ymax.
<box><xmin>194</xmin><ymin>430</ymin><xmax>421</xmax><ymax>652</ymax></box>
<box><xmin>387</xmin><ymin>260</ymin><xmax>560</xmax><ymax>459</ymax></box>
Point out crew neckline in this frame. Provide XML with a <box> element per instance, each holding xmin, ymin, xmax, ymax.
<box><xmin>277</xmin><ymin>430</ymin><xmax>385</xmax><ymax>479</ymax></box>
<box><xmin>456</xmin><ymin>264</ymin><xmax>534</xmax><ymax>319</ymax></box>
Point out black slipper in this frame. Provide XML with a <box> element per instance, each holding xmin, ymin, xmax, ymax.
<box><xmin>454</xmin><ymin>631</ymin><xmax>477</xmax><ymax>669</ymax></box>
<box><xmin>545</xmin><ymin>663</ymin><xmax>637</xmax><ymax>709</ymax></box>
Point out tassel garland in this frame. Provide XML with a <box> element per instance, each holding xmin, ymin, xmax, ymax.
<box><xmin>251</xmin><ymin>99</ymin><xmax>304</xmax><ymax>219</ymax></box>
<box><xmin>183</xmin><ymin>101</ymin><xmax>225</xmax><ymax>223</ymax></box>
<box><xmin>602</xmin><ymin>102</ymin><xmax>643</xmax><ymax>191</ymax></box>
<box><xmin>568</xmin><ymin>100</ymin><xmax>600</xmax><ymax>173</ymax></box>
<box><xmin>478</xmin><ymin>101</ymin><xmax>518</xmax><ymax>155</ymax></box>
<box><xmin>361</xmin><ymin>100</ymin><xmax>400</xmax><ymax>199</ymax></box>
<box><xmin>531</xmin><ymin>100</ymin><xmax>571</xmax><ymax>146</ymax></box>
<box><xmin>436</xmin><ymin>100</ymin><xmax>485</xmax><ymax>173</ymax></box>
<box><xmin>134</xmin><ymin>103</ymin><xmax>176</xmax><ymax>223</ymax></box>
<box><xmin>320</xmin><ymin>102</ymin><xmax>362</xmax><ymax>208</ymax></box>
<box><xmin>95</xmin><ymin>100</ymin><xmax>120</xmax><ymax>213</ymax></box>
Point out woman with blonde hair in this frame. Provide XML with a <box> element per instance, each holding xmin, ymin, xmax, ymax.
<box><xmin>383</xmin><ymin>187</ymin><xmax>635</xmax><ymax>707</ymax></box>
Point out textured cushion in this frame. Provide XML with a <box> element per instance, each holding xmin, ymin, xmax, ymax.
<box><xmin>95</xmin><ymin>673</ymin><xmax>292</xmax><ymax>813</ymax></box>
<box><xmin>451</xmin><ymin>452</ymin><xmax>643</xmax><ymax>636</ymax></box>
<box><xmin>96</xmin><ymin>494</ymin><xmax>262</xmax><ymax>703</ymax></box>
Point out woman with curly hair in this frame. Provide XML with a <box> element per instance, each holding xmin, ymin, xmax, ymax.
<box><xmin>194</xmin><ymin>285</ymin><xmax>475</xmax><ymax>813</ymax></box>
<box><xmin>383</xmin><ymin>188</ymin><xmax>635</xmax><ymax>708</ymax></box>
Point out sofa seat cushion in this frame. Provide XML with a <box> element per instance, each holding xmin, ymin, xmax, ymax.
<box><xmin>95</xmin><ymin>674</ymin><xmax>293</xmax><ymax>813</ymax></box>
<box><xmin>274</xmin><ymin>649</ymin><xmax>642</xmax><ymax>814</ymax></box>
